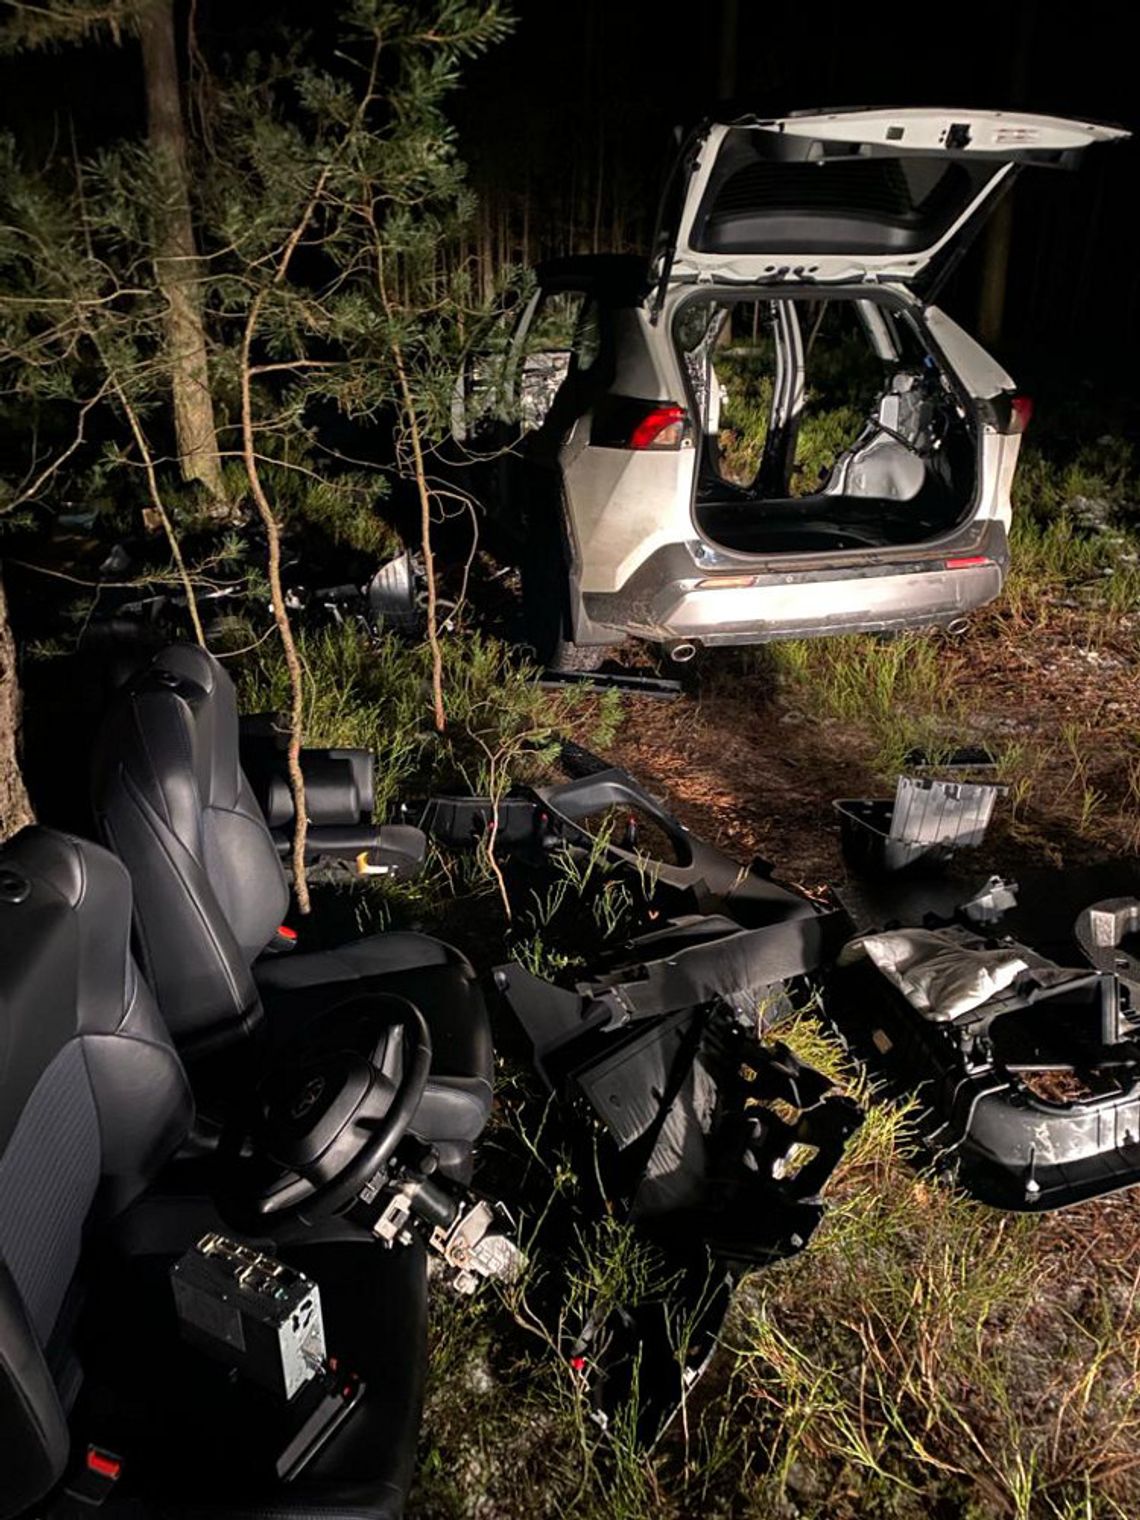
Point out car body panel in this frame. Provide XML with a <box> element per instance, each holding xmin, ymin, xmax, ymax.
<box><xmin>580</xmin><ymin>517</ymin><xmax>1009</xmax><ymax>646</ymax></box>
<box><xmin>634</xmin><ymin>561</ymin><xmax>1004</xmax><ymax>645</ymax></box>
<box><xmin>923</xmin><ymin>304</ymin><xmax>1015</xmax><ymax>399</ymax></box>
<box><xmin>665</xmin><ymin>110</ymin><xmax>1127</xmax><ymax>287</ymax></box>
<box><xmin>564</xmin><ymin>433</ymin><xmax>697</xmax><ymax>595</ymax></box>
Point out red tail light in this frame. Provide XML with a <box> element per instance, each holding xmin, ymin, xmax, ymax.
<box><xmin>628</xmin><ymin>404</ymin><xmax>688</xmax><ymax>450</ymax></box>
<box><xmin>591</xmin><ymin>397</ymin><xmax>690</xmax><ymax>451</ymax></box>
<box><xmin>1009</xmin><ymin>394</ymin><xmax>1033</xmax><ymax>434</ymax></box>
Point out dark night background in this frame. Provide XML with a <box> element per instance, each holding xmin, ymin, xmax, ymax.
<box><xmin>450</xmin><ymin>0</ymin><xmax>1138</xmax><ymax>394</ymax></box>
<box><xmin>1</xmin><ymin>0</ymin><xmax>1135</xmax><ymax>393</ymax></box>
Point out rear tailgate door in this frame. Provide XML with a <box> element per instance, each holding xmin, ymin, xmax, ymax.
<box><xmin>658</xmin><ymin>108</ymin><xmax>1127</xmax><ymax>292</ymax></box>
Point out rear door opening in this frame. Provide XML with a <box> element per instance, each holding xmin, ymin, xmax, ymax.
<box><xmin>676</xmin><ymin>292</ymin><xmax>979</xmax><ymax>555</ymax></box>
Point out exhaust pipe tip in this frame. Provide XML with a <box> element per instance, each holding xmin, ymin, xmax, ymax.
<box><xmin>665</xmin><ymin>640</ymin><xmax>698</xmax><ymax>664</ymax></box>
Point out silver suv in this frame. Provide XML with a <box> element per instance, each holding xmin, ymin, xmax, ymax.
<box><xmin>456</xmin><ymin>108</ymin><xmax>1126</xmax><ymax>666</ymax></box>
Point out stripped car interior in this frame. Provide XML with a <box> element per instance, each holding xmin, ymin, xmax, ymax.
<box><xmin>679</xmin><ymin>291</ymin><xmax>986</xmax><ymax>556</ymax></box>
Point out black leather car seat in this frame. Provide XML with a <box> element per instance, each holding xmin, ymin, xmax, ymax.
<box><xmin>0</xmin><ymin>827</ymin><xmax>427</xmax><ymax>1520</ymax></box>
<box><xmin>0</xmin><ymin>828</ymin><xmax>192</xmax><ymax>1518</ymax></box>
<box><xmin>90</xmin><ymin>644</ymin><xmax>492</xmax><ymax>1176</ymax></box>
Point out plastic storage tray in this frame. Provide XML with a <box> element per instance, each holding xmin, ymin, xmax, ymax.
<box><xmin>834</xmin><ymin>778</ymin><xmax>1005</xmax><ymax>876</ymax></box>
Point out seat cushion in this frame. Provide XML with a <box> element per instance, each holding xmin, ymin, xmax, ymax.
<box><xmin>78</xmin><ymin>1228</ymin><xmax>427</xmax><ymax>1519</ymax></box>
<box><xmin>255</xmin><ymin>934</ymin><xmax>494</xmax><ymax>1151</ymax></box>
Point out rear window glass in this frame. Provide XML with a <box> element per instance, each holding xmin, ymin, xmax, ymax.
<box><xmin>690</xmin><ymin>132</ymin><xmax>994</xmax><ymax>257</ymax></box>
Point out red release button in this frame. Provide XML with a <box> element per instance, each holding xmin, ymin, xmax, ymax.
<box><xmin>86</xmin><ymin>1447</ymin><xmax>122</xmax><ymax>1481</ymax></box>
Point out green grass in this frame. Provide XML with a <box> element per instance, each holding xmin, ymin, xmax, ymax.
<box><xmin>727</xmin><ymin>628</ymin><xmax>969</xmax><ymax>785</ymax></box>
<box><xmin>230</xmin><ymin>620</ymin><xmax>621</xmax><ymax>815</ymax></box>
<box><xmin>410</xmin><ymin>1014</ymin><xmax>1140</xmax><ymax>1519</ymax></box>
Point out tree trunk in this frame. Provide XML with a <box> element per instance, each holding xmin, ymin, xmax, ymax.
<box><xmin>137</xmin><ymin>0</ymin><xmax>228</xmax><ymax>511</ymax></box>
<box><xmin>718</xmin><ymin>0</ymin><xmax>739</xmax><ymax>100</ymax></box>
<box><xmin>0</xmin><ymin>566</ymin><xmax>34</xmax><ymax>843</ymax></box>
<box><xmin>976</xmin><ymin>0</ymin><xmax>1034</xmax><ymax>346</ymax></box>
<box><xmin>977</xmin><ymin>196</ymin><xmax>1014</xmax><ymax>347</ymax></box>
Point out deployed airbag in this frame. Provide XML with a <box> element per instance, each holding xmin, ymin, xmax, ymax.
<box><xmin>839</xmin><ymin>928</ymin><xmax>1028</xmax><ymax>1020</ymax></box>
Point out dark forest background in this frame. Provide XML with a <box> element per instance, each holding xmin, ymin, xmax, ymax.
<box><xmin>448</xmin><ymin>0</ymin><xmax>1138</xmax><ymax>396</ymax></box>
<box><xmin>2</xmin><ymin>0</ymin><xmax>1135</xmax><ymax>405</ymax></box>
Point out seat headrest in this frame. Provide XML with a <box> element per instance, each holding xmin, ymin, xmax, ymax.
<box><xmin>0</xmin><ymin>824</ymin><xmax>90</xmax><ymax>911</ymax></box>
<box><xmin>143</xmin><ymin>643</ymin><xmax>223</xmax><ymax>700</ymax></box>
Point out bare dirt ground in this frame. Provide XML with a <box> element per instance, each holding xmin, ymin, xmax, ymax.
<box><xmin>593</xmin><ymin>607</ymin><xmax>1140</xmax><ymax>884</ymax></box>
<box><xmin>598</xmin><ymin>675</ymin><xmax>877</xmax><ymax>888</ymax></box>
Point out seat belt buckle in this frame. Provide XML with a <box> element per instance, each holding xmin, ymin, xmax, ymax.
<box><xmin>269</xmin><ymin>923</ymin><xmax>299</xmax><ymax>953</ymax></box>
<box><xmin>62</xmin><ymin>1446</ymin><xmax>122</xmax><ymax>1509</ymax></box>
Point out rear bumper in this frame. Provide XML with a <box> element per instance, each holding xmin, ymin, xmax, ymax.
<box><xmin>580</xmin><ymin>521</ymin><xmax>1009</xmax><ymax>647</ymax></box>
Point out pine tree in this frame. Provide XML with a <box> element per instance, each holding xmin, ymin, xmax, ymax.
<box><xmin>0</xmin><ymin>0</ymin><xmax>514</xmax><ymax>893</ymax></box>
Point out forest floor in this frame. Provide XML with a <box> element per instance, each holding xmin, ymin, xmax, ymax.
<box><xmin>538</xmin><ymin>604</ymin><xmax>1140</xmax><ymax>1520</ymax></box>
<box><xmin>10</xmin><ymin>404</ymin><xmax>1140</xmax><ymax>1519</ymax></box>
<box><xmin>409</xmin><ymin>432</ymin><xmax>1140</xmax><ymax>1520</ymax></box>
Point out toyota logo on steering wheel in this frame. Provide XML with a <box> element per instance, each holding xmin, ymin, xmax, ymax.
<box><xmin>289</xmin><ymin>1074</ymin><xmax>326</xmax><ymax>1120</ymax></box>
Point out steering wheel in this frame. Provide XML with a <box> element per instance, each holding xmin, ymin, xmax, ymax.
<box><xmin>217</xmin><ymin>995</ymin><xmax>431</xmax><ymax>1230</ymax></box>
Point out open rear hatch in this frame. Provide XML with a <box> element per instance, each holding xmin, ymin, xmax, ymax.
<box><xmin>661</xmin><ymin>108</ymin><xmax>1127</xmax><ymax>558</ymax></box>
<box><xmin>654</xmin><ymin>108</ymin><xmax>1127</xmax><ymax>297</ymax></box>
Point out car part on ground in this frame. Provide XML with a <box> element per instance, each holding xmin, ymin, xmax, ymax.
<box><xmin>1075</xmin><ymin>898</ymin><xmax>1140</xmax><ymax>1002</ymax></box>
<box><xmin>833</xmin><ymin>930</ymin><xmax>1140</xmax><ymax>1210</ymax></box>
<box><xmin>216</xmin><ymin>996</ymin><xmax>433</xmax><ymax>1230</ymax></box>
<box><xmin>365</xmin><ymin>1162</ymin><xmax>524</xmax><ymax>1297</ymax></box>
<box><xmin>365</xmin><ymin>551</ymin><xmax>421</xmax><ymax>632</ymax></box>
<box><xmin>959</xmin><ymin>874</ymin><xmax>1020</xmax><ymax>925</ymax></box>
<box><xmin>839</xmin><ymin>927</ymin><xmax>1031</xmax><ymax>1021</ymax></box>
<box><xmin>422</xmin><ymin>759</ymin><xmax>820</xmax><ymax>928</ymax></box>
<box><xmin>0</xmin><ymin>826</ymin><xmax>430</xmax><ymax>1519</ymax></box>
<box><xmin>537</xmin><ymin>667</ymin><xmax>683</xmax><ymax>698</ymax></box>
<box><xmin>830</xmin><ymin>838</ymin><xmax>1140</xmax><ymax>1212</ymax></box>
<box><xmin>171</xmin><ymin>1234</ymin><xmax>327</xmax><ymax>1401</ymax></box>
<box><xmin>496</xmin><ymin>958</ymin><xmax>860</xmax><ymax>1255</ymax></box>
<box><xmin>91</xmin><ymin>643</ymin><xmax>494</xmax><ymax>1181</ymax></box>
<box><xmin>418</xmin><ymin>751</ymin><xmax>861</xmax><ymax>1438</ymax></box>
<box><xmin>241</xmin><ymin>719</ymin><xmax>429</xmax><ymax>874</ymax></box>
<box><xmin>492</xmin><ymin>887</ymin><xmax>861</xmax><ymax>1437</ymax></box>
<box><xmin>171</xmin><ymin>1233</ymin><xmax>371</xmax><ymax>1482</ymax></box>
<box><xmin>835</xmin><ymin>775</ymin><xmax>1006</xmax><ymax>876</ymax></box>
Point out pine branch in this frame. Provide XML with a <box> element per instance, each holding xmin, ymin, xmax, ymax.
<box><xmin>240</xmin><ymin>286</ymin><xmax>311</xmax><ymax>913</ymax></box>
<box><xmin>110</xmin><ymin>375</ymin><xmax>206</xmax><ymax>646</ymax></box>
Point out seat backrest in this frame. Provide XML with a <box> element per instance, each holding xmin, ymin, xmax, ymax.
<box><xmin>0</xmin><ymin>827</ymin><xmax>193</xmax><ymax>1519</ymax></box>
<box><xmin>91</xmin><ymin>645</ymin><xmax>289</xmax><ymax>1052</ymax></box>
